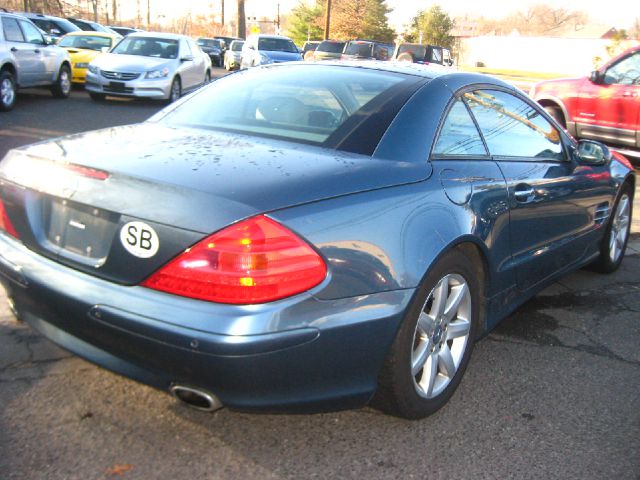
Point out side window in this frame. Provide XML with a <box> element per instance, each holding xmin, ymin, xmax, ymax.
<box><xmin>182</xmin><ymin>40</ymin><xmax>192</xmax><ymax>57</ymax></box>
<box><xmin>2</xmin><ymin>17</ymin><xmax>25</xmax><ymax>42</ymax></box>
<box><xmin>19</xmin><ymin>20</ymin><xmax>44</xmax><ymax>44</ymax></box>
<box><xmin>603</xmin><ymin>52</ymin><xmax>640</xmax><ymax>86</ymax></box>
<box><xmin>433</xmin><ymin>99</ymin><xmax>487</xmax><ymax>156</ymax></box>
<box><xmin>464</xmin><ymin>90</ymin><xmax>564</xmax><ymax>160</ymax></box>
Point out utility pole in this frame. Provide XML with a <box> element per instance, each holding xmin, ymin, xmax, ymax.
<box><xmin>221</xmin><ymin>0</ymin><xmax>224</xmax><ymax>25</ymax></box>
<box><xmin>324</xmin><ymin>0</ymin><xmax>331</xmax><ymax>40</ymax></box>
<box><xmin>147</xmin><ymin>0</ymin><xmax>151</xmax><ymax>28</ymax></box>
<box><xmin>276</xmin><ymin>2</ymin><xmax>280</xmax><ymax>33</ymax></box>
<box><xmin>237</xmin><ymin>0</ymin><xmax>245</xmax><ymax>38</ymax></box>
<box><xmin>112</xmin><ymin>0</ymin><xmax>117</xmax><ymax>24</ymax></box>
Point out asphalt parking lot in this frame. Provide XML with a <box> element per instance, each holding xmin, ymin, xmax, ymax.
<box><xmin>1</xmin><ymin>72</ymin><xmax>639</xmax><ymax>479</ymax></box>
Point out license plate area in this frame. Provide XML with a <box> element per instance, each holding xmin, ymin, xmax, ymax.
<box><xmin>108</xmin><ymin>81</ymin><xmax>126</xmax><ymax>91</ymax></box>
<box><xmin>45</xmin><ymin>197</ymin><xmax>119</xmax><ymax>267</ymax></box>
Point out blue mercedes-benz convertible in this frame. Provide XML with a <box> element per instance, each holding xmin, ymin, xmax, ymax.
<box><xmin>0</xmin><ymin>62</ymin><xmax>634</xmax><ymax>419</ymax></box>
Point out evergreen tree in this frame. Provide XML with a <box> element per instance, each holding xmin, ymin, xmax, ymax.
<box><xmin>405</xmin><ymin>5</ymin><xmax>454</xmax><ymax>49</ymax></box>
<box><xmin>286</xmin><ymin>1</ymin><xmax>326</xmax><ymax>45</ymax></box>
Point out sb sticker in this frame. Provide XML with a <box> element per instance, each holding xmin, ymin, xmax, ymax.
<box><xmin>120</xmin><ymin>221</ymin><xmax>160</xmax><ymax>258</ymax></box>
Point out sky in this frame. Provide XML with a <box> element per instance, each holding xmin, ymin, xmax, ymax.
<box><xmin>123</xmin><ymin>0</ymin><xmax>636</xmax><ymax>30</ymax></box>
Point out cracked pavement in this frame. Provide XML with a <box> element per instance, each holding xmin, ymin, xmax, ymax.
<box><xmin>1</xmin><ymin>236</ymin><xmax>639</xmax><ymax>479</ymax></box>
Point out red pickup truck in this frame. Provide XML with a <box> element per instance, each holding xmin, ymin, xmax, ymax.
<box><xmin>530</xmin><ymin>45</ymin><xmax>640</xmax><ymax>152</ymax></box>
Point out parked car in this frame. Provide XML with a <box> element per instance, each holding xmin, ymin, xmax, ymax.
<box><xmin>223</xmin><ymin>39</ymin><xmax>243</xmax><ymax>70</ymax></box>
<box><xmin>108</xmin><ymin>26</ymin><xmax>144</xmax><ymax>37</ymax></box>
<box><xmin>17</xmin><ymin>12</ymin><xmax>80</xmax><ymax>39</ymax></box>
<box><xmin>530</xmin><ymin>45</ymin><xmax>640</xmax><ymax>153</ymax></box>
<box><xmin>214</xmin><ymin>35</ymin><xmax>242</xmax><ymax>52</ymax></box>
<box><xmin>394</xmin><ymin>43</ymin><xmax>454</xmax><ymax>67</ymax></box>
<box><xmin>85</xmin><ymin>32</ymin><xmax>211</xmax><ymax>103</ymax></box>
<box><xmin>196</xmin><ymin>37</ymin><xmax>224</xmax><ymax>67</ymax></box>
<box><xmin>67</xmin><ymin>17</ymin><xmax>118</xmax><ymax>35</ymax></box>
<box><xmin>302</xmin><ymin>40</ymin><xmax>320</xmax><ymax>60</ymax></box>
<box><xmin>240</xmin><ymin>34</ymin><xmax>302</xmax><ymax>68</ymax></box>
<box><xmin>311</xmin><ymin>39</ymin><xmax>346</xmax><ymax>61</ymax></box>
<box><xmin>58</xmin><ymin>31</ymin><xmax>122</xmax><ymax>84</ymax></box>
<box><xmin>341</xmin><ymin>39</ymin><xmax>394</xmax><ymax>61</ymax></box>
<box><xmin>1</xmin><ymin>10</ymin><xmax>72</xmax><ymax>111</ymax></box>
<box><xmin>0</xmin><ymin>62</ymin><xmax>634</xmax><ymax>419</ymax></box>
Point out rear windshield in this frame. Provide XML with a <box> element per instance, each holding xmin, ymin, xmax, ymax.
<box><xmin>397</xmin><ymin>44</ymin><xmax>426</xmax><ymax>59</ymax></box>
<box><xmin>197</xmin><ymin>38</ymin><xmax>221</xmax><ymax>48</ymax></box>
<box><xmin>231</xmin><ymin>41</ymin><xmax>244</xmax><ymax>51</ymax></box>
<box><xmin>111</xmin><ymin>36</ymin><xmax>179</xmax><ymax>59</ymax></box>
<box><xmin>344</xmin><ymin>42</ymin><xmax>373</xmax><ymax>57</ymax></box>
<box><xmin>160</xmin><ymin>65</ymin><xmax>414</xmax><ymax>149</ymax></box>
<box><xmin>317</xmin><ymin>41</ymin><xmax>345</xmax><ymax>53</ymax></box>
<box><xmin>59</xmin><ymin>34</ymin><xmax>114</xmax><ymax>50</ymax></box>
<box><xmin>258</xmin><ymin>37</ymin><xmax>298</xmax><ymax>53</ymax></box>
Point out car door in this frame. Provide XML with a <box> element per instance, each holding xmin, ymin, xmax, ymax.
<box><xmin>178</xmin><ymin>39</ymin><xmax>199</xmax><ymax>90</ymax></box>
<box><xmin>2</xmin><ymin>16</ymin><xmax>44</xmax><ymax>86</ymax></box>
<box><xmin>576</xmin><ymin>50</ymin><xmax>640</xmax><ymax>148</ymax></box>
<box><xmin>187</xmin><ymin>38</ymin><xmax>206</xmax><ymax>82</ymax></box>
<box><xmin>430</xmin><ymin>97</ymin><xmax>513</xmax><ymax>297</ymax></box>
<box><xmin>18</xmin><ymin>19</ymin><xmax>55</xmax><ymax>83</ymax></box>
<box><xmin>464</xmin><ymin>88</ymin><xmax>615</xmax><ymax>291</ymax></box>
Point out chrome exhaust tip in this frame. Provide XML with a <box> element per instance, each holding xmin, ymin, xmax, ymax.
<box><xmin>170</xmin><ymin>384</ymin><xmax>223</xmax><ymax>412</ymax></box>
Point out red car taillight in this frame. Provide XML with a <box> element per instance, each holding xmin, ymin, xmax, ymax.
<box><xmin>0</xmin><ymin>198</ymin><xmax>19</xmax><ymax>239</ymax></box>
<box><xmin>142</xmin><ymin>215</ymin><xmax>327</xmax><ymax>304</ymax></box>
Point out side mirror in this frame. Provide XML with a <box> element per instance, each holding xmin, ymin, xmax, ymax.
<box><xmin>589</xmin><ymin>70</ymin><xmax>603</xmax><ymax>84</ymax></box>
<box><xmin>180</xmin><ymin>55</ymin><xmax>194</xmax><ymax>62</ymax></box>
<box><xmin>100</xmin><ymin>46</ymin><xmax>109</xmax><ymax>53</ymax></box>
<box><xmin>575</xmin><ymin>139</ymin><xmax>611</xmax><ymax>165</ymax></box>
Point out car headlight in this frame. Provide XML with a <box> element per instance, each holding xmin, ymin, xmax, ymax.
<box><xmin>87</xmin><ymin>64</ymin><xmax>100</xmax><ymax>74</ymax></box>
<box><xmin>145</xmin><ymin>68</ymin><xmax>170</xmax><ymax>79</ymax></box>
<box><xmin>259</xmin><ymin>53</ymin><xmax>273</xmax><ymax>65</ymax></box>
<box><xmin>74</xmin><ymin>62</ymin><xmax>89</xmax><ymax>69</ymax></box>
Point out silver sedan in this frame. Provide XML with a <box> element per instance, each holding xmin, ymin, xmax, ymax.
<box><xmin>85</xmin><ymin>32</ymin><xmax>211</xmax><ymax>102</ymax></box>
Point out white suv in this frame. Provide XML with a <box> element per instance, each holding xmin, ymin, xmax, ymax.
<box><xmin>1</xmin><ymin>10</ymin><xmax>72</xmax><ymax>111</ymax></box>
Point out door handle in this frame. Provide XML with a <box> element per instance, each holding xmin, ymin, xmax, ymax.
<box><xmin>514</xmin><ymin>184</ymin><xmax>536</xmax><ymax>203</ymax></box>
<box><xmin>34</xmin><ymin>49</ymin><xmax>41</xmax><ymax>53</ymax></box>
<box><xmin>622</xmin><ymin>91</ymin><xmax>638</xmax><ymax>97</ymax></box>
<box><xmin>11</xmin><ymin>47</ymin><xmax>18</xmax><ymax>52</ymax></box>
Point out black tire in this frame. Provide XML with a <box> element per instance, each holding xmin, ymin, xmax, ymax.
<box><xmin>591</xmin><ymin>185</ymin><xmax>633</xmax><ymax>273</ymax></box>
<box><xmin>0</xmin><ymin>70</ymin><xmax>17</xmax><ymax>112</ymax></box>
<box><xmin>168</xmin><ymin>77</ymin><xmax>181</xmax><ymax>103</ymax></box>
<box><xmin>204</xmin><ymin>70</ymin><xmax>211</xmax><ymax>85</ymax></box>
<box><xmin>544</xmin><ymin>105</ymin><xmax>565</xmax><ymax>128</ymax></box>
<box><xmin>51</xmin><ymin>64</ymin><xmax>71</xmax><ymax>98</ymax></box>
<box><xmin>373</xmin><ymin>249</ymin><xmax>482</xmax><ymax>419</ymax></box>
<box><xmin>88</xmin><ymin>91</ymin><xmax>106</xmax><ymax>102</ymax></box>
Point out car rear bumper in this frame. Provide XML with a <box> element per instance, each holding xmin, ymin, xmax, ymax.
<box><xmin>0</xmin><ymin>233</ymin><xmax>413</xmax><ymax>412</ymax></box>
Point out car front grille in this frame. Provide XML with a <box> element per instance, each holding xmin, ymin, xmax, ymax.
<box><xmin>101</xmin><ymin>71</ymin><xmax>140</xmax><ymax>81</ymax></box>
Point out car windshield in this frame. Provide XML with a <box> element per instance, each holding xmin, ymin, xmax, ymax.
<box><xmin>197</xmin><ymin>39</ymin><xmax>220</xmax><ymax>48</ymax></box>
<box><xmin>30</xmin><ymin>17</ymin><xmax>79</xmax><ymax>34</ymax></box>
<box><xmin>231</xmin><ymin>41</ymin><xmax>244</xmax><ymax>52</ymax></box>
<box><xmin>160</xmin><ymin>65</ymin><xmax>408</xmax><ymax>146</ymax></box>
<box><xmin>111</xmin><ymin>36</ymin><xmax>179</xmax><ymax>59</ymax></box>
<box><xmin>318</xmin><ymin>41</ymin><xmax>345</xmax><ymax>53</ymax></box>
<box><xmin>59</xmin><ymin>34</ymin><xmax>113</xmax><ymax>50</ymax></box>
<box><xmin>257</xmin><ymin>37</ymin><xmax>298</xmax><ymax>53</ymax></box>
<box><xmin>344</xmin><ymin>42</ymin><xmax>373</xmax><ymax>57</ymax></box>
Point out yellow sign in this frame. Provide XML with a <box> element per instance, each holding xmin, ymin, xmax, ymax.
<box><xmin>250</xmin><ymin>25</ymin><xmax>260</xmax><ymax>34</ymax></box>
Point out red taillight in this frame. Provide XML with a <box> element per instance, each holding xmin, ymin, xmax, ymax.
<box><xmin>142</xmin><ymin>215</ymin><xmax>327</xmax><ymax>304</ymax></box>
<box><xmin>0</xmin><ymin>198</ymin><xmax>19</xmax><ymax>239</ymax></box>
<box><xmin>64</xmin><ymin>163</ymin><xmax>110</xmax><ymax>180</ymax></box>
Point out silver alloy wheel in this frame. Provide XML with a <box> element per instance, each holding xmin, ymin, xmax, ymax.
<box><xmin>60</xmin><ymin>68</ymin><xmax>71</xmax><ymax>95</ymax></box>
<box><xmin>609</xmin><ymin>193</ymin><xmax>630</xmax><ymax>263</ymax></box>
<box><xmin>412</xmin><ymin>273</ymin><xmax>471</xmax><ymax>399</ymax></box>
<box><xmin>1</xmin><ymin>77</ymin><xmax>15</xmax><ymax>107</ymax></box>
